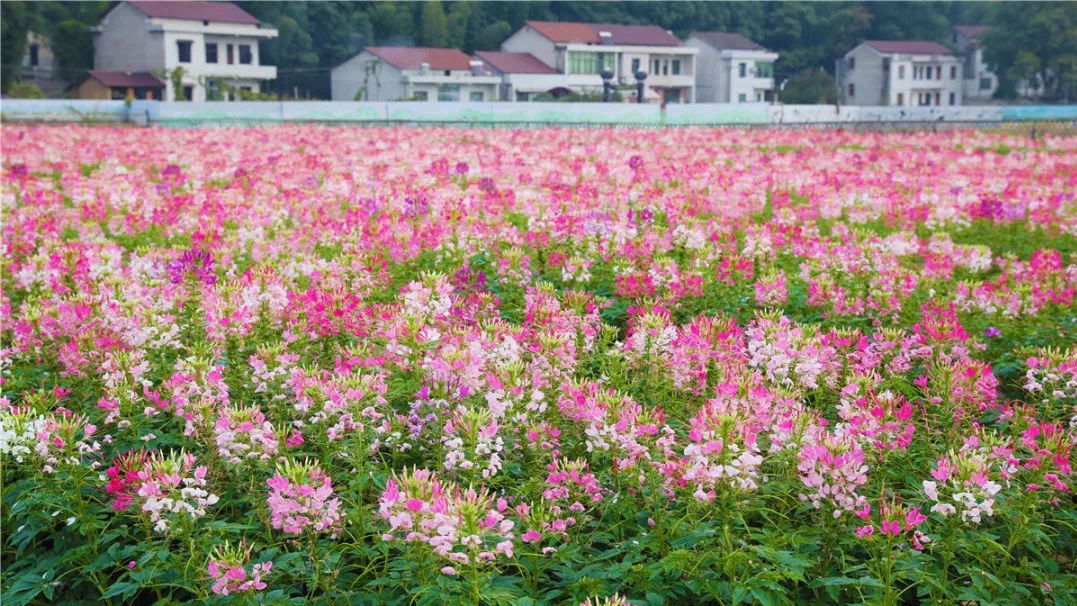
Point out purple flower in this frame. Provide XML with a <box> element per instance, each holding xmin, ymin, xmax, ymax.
<box><xmin>454</xmin><ymin>161</ymin><xmax>470</xmax><ymax>175</ymax></box>
<box><xmin>628</xmin><ymin>155</ymin><xmax>644</xmax><ymax>170</ymax></box>
<box><xmin>983</xmin><ymin>326</ymin><xmax>1001</xmax><ymax>338</ymax></box>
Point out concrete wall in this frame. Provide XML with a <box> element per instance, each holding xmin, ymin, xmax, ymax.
<box><xmin>2</xmin><ymin>99</ymin><xmax>1075</xmax><ymax>126</ymax></box>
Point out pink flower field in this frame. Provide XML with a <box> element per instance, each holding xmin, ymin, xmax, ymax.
<box><xmin>1</xmin><ymin>125</ymin><xmax>1075</xmax><ymax>605</ymax></box>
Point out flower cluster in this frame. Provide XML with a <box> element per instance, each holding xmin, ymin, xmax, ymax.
<box><xmin>265</xmin><ymin>459</ymin><xmax>343</xmax><ymax>538</ymax></box>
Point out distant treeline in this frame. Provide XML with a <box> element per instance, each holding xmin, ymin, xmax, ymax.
<box><xmin>2</xmin><ymin>1</ymin><xmax>1074</xmax><ymax>102</ymax></box>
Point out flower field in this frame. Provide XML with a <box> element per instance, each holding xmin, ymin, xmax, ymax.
<box><xmin>1</xmin><ymin>124</ymin><xmax>1075</xmax><ymax>605</ymax></box>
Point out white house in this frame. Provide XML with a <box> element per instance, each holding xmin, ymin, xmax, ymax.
<box><xmin>685</xmin><ymin>32</ymin><xmax>778</xmax><ymax>103</ymax></box>
<box><xmin>951</xmin><ymin>25</ymin><xmax>998</xmax><ymax>102</ymax></box>
<box><xmin>331</xmin><ymin>47</ymin><xmax>501</xmax><ymax>102</ymax></box>
<box><xmin>837</xmin><ymin>40</ymin><xmax>963</xmax><ymax>107</ymax></box>
<box><xmin>500</xmin><ymin>21</ymin><xmax>698</xmax><ymax>103</ymax></box>
<box><xmin>473</xmin><ymin>51</ymin><xmax>563</xmax><ymax>101</ymax></box>
<box><xmin>93</xmin><ymin>1</ymin><xmax>278</xmax><ymax>101</ymax></box>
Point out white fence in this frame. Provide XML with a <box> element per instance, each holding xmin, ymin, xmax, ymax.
<box><xmin>2</xmin><ymin>99</ymin><xmax>1075</xmax><ymax>126</ymax></box>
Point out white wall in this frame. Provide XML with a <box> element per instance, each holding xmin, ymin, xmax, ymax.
<box><xmin>685</xmin><ymin>38</ymin><xmax>720</xmax><ymax>102</ymax></box>
<box><xmin>94</xmin><ymin>3</ymin><xmax>165</xmax><ymax>73</ymax></box>
<box><xmin>500</xmin><ymin>27</ymin><xmax>558</xmax><ymax>71</ymax></box>
<box><xmin>331</xmin><ymin>52</ymin><xmax>406</xmax><ymax>101</ymax></box>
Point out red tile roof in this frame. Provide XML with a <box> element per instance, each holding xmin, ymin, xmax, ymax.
<box><xmin>474</xmin><ymin>51</ymin><xmax>555</xmax><ymax>74</ymax></box>
<box><xmin>365</xmin><ymin>47</ymin><xmax>474</xmax><ymax>71</ymax></box>
<box><xmin>526</xmin><ymin>21</ymin><xmax>681</xmax><ymax>46</ymax></box>
<box><xmin>87</xmin><ymin>70</ymin><xmax>165</xmax><ymax>88</ymax></box>
<box><xmin>691</xmin><ymin>32</ymin><xmax>766</xmax><ymax>51</ymax></box>
<box><xmin>127</xmin><ymin>1</ymin><xmax>261</xmax><ymax>26</ymax></box>
<box><xmin>864</xmin><ymin>40</ymin><xmax>953</xmax><ymax>55</ymax></box>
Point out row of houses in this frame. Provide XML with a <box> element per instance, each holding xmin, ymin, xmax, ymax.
<box><xmin>22</xmin><ymin>1</ymin><xmax>1001</xmax><ymax>107</ymax></box>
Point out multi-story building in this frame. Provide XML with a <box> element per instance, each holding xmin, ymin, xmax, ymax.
<box><xmin>331</xmin><ymin>47</ymin><xmax>501</xmax><ymax>102</ymax></box>
<box><xmin>951</xmin><ymin>25</ymin><xmax>998</xmax><ymax>102</ymax></box>
<box><xmin>93</xmin><ymin>1</ymin><xmax>278</xmax><ymax>101</ymax></box>
<box><xmin>837</xmin><ymin>40</ymin><xmax>963</xmax><ymax>106</ymax></box>
<box><xmin>500</xmin><ymin>21</ymin><xmax>698</xmax><ymax>103</ymax></box>
<box><xmin>685</xmin><ymin>32</ymin><xmax>778</xmax><ymax>103</ymax></box>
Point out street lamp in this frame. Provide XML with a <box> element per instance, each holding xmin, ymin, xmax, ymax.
<box><xmin>634</xmin><ymin>70</ymin><xmax>648</xmax><ymax>103</ymax></box>
<box><xmin>601</xmin><ymin>69</ymin><xmax>615</xmax><ymax>103</ymax></box>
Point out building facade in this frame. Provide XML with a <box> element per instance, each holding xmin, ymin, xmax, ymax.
<box><xmin>500</xmin><ymin>21</ymin><xmax>698</xmax><ymax>103</ymax></box>
<box><xmin>952</xmin><ymin>25</ymin><xmax>998</xmax><ymax>102</ymax></box>
<box><xmin>331</xmin><ymin>47</ymin><xmax>500</xmax><ymax>102</ymax></box>
<box><xmin>93</xmin><ymin>1</ymin><xmax>277</xmax><ymax>102</ymax></box>
<box><xmin>18</xmin><ymin>31</ymin><xmax>68</xmax><ymax>97</ymax></box>
<box><xmin>837</xmin><ymin>41</ymin><xmax>963</xmax><ymax>107</ymax></box>
<box><xmin>686</xmin><ymin>32</ymin><xmax>778</xmax><ymax>103</ymax></box>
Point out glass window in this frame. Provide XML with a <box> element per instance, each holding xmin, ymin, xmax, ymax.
<box><xmin>898</xmin><ymin>65</ymin><xmax>905</xmax><ymax>79</ymax></box>
<box><xmin>414</xmin><ymin>91</ymin><xmax>428</xmax><ymax>101</ymax></box>
<box><xmin>847</xmin><ymin>83</ymin><xmax>855</xmax><ymax>97</ymax></box>
<box><xmin>672</xmin><ymin>59</ymin><xmax>681</xmax><ymax>75</ymax></box>
<box><xmin>897</xmin><ymin>93</ymin><xmax>904</xmax><ymax>105</ymax></box>
<box><xmin>205</xmin><ymin>43</ymin><xmax>218</xmax><ymax>64</ymax></box>
<box><xmin>936</xmin><ymin>66</ymin><xmax>942</xmax><ymax>80</ymax></box>
<box><xmin>737</xmin><ymin>93</ymin><xmax>747</xmax><ymax>102</ymax></box>
<box><xmin>569</xmin><ymin>52</ymin><xmax>609</xmax><ymax>75</ymax></box>
<box><xmin>239</xmin><ymin>45</ymin><xmax>252</xmax><ymax>65</ymax></box>
<box><xmin>182</xmin><ymin>85</ymin><xmax>193</xmax><ymax>101</ymax></box>
<box><xmin>631</xmin><ymin>58</ymin><xmax>640</xmax><ymax>74</ymax></box>
<box><xmin>226</xmin><ymin>44</ymin><xmax>234</xmax><ymax>65</ymax></box>
<box><xmin>848</xmin><ymin>57</ymin><xmax>855</xmax><ymax>69</ymax></box>
<box><xmin>438</xmin><ymin>84</ymin><xmax>460</xmax><ymax>102</ymax></box>
<box><xmin>177</xmin><ymin>40</ymin><xmax>192</xmax><ymax>63</ymax></box>
<box><xmin>29</xmin><ymin>44</ymin><xmax>39</xmax><ymax>66</ymax></box>
<box><xmin>980</xmin><ymin>76</ymin><xmax>991</xmax><ymax>90</ymax></box>
<box><xmin>469</xmin><ymin>91</ymin><xmax>484</xmax><ymax>101</ymax></box>
<box><xmin>949</xmin><ymin>92</ymin><xmax>956</xmax><ymax>105</ymax></box>
<box><xmin>755</xmin><ymin>62</ymin><xmax>773</xmax><ymax>78</ymax></box>
<box><xmin>950</xmin><ymin>65</ymin><xmax>957</xmax><ymax>79</ymax></box>
<box><xmin>738</xmin><ymin>62</ymin><xmax>746</xmax><ymax>77</ymax></box>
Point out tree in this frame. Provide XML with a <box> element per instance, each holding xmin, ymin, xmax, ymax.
<box><xmin>420</xmin><ymin>1</ymin><xmax>449</xmax><ymax>47</ymax></box>
<box><xmin>780</xmin><ymin>67</ymin><xmax>837</xmax><ymax>104</ymax></box>
<box><xmin>1</xmin><ymin>2</ymin><xmax>37</xmax><ymax>92</ymax></box>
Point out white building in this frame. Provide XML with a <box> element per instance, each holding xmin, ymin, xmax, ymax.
<box><xmin>474</xmin><ymin>51</ymin><xmax>564</xmax><ymax>101</ymax></box>
<box><xmin>837</xmin><ymin>40</ymin><xmax>963</xmax><ymax>107</ymax></box>
<box><xmin>685</xmin><ymin>32</ymin><xmax>778</xmax><ymax>103</ymax></box>
<box><xmin>500</xmin><ymin>21</ymin><xmax>698</xmax><ymax>103</ymax></box>
<box><xmin>952</xmin><ymin>25</ymin><xmax>998</xmax><ymax>102</ymax></box>
<box><xmin>331</xmin><ymin>47</ymin><xmax>501</xmax><ymax>102</ymax></box>
<box><xmin>18</xmin><ymin>31</ymin><xmax>68</xmax><ymax>97</ymax></box>
<box><xmin>93</xmin><ymin>1</ymin><xmax>278</xmax><ymax>101</ymax></box>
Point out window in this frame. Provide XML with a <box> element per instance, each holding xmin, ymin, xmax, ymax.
<box><xmin>936</xmin><ymin>66</ymin><xmax>942</xmax><ymax>80</ymax></box>
<box><xmin>239</xmin><ymin>45</ymin><xmax>252</xmax><ymax>65</ymax></box>
<box><xmin>438</xmin><ymin>84</ymin><xmax>460</xmax><ymax>102</ymax></box>
<box><xmin>897</xmin><ymin>92</ymin><xmax>904</xmax><ymax>105</ymax></box>
<box><xmin>516</xmin><ymin>91</ymin><xmax>529</xmax><ymax>101</ymax></box>
<box><xmin>737</xmin><ymin>93</ymin><xmax>747</xmax><ymax>102</ymax></box>
<box><xmin>568</xmin><ymin>52</ymin><xmax>610</xmax><ymax>75</ymax></box>
<box><xmin>29</xmin><ymin>44</ymin><xmax>39</xmax><ymax>66</ymax></box>
<box><xmin>950</xmin><ymin>65</ymin><xmax>957</xmax><ymax>79</ymax></box>
<box><xmin>949</xmin><ymin>92</ymin><xmax>956</xmax><ymax>105</ymax></box>
<box><xmin>177</xmin><ymin>40</ymin><xmax>192</xmax><ymax>63</ymax></box>
<box><xmin>672</xmin><ymin>59</ymin><xmax>681</xmax><ymax>75</ymax></box>
<box><xmin>205</xmin><ymin>42</ymin><xmax>218</xmax><ymax>63</ymax></box>
<box><xmin>469</xmin><ymin>91</ymin><xmax>484</xmax><ymax>101</ymax></box>
<box><xmin>755</xmin><ymin>61</ymin><xmax>773</xmax><ymax>78</ymax></box>
<box><xmin>847</xmin><ymin>83</ymin><xmax>855</xmax><ymax>97</ymax></box>
<box><xmin>652</xmin><ymin>59</ymin><xmax>659</xmax><ymax>73</ymax></box>
<box><xmin>848</xmin><ymin>57</ymin><xmax>855</xmax><ymax>69</ymax></box>
<box><xmin>631</xmin><ymin>58</ymin><xmax>640</xmax><ymax>75</ymax></box>
<box><xmin>226</xmin><ymin>44</ymin><xmax>234</xmax><ymax>64</ymax></box>
<box><xmin>898</xmin><ymin>65</ymin><xmax>905</xmax><ymax>79</ymax></box>
<box><xmin>182</xmin><ymin>85</ymin><xmax>194</xmax><ymax>101</ymax></box>
<box><xmin>738</xmin><ymin>62</ymin><xmax>747</xmax><ymax>77</ymax></box>
<box><xmin>934</xmin><ymin>92</ymin><xmax>940</xmax><ymax>104</ymax></box>
<box><xmin>662</xmin><ymin>60</ymin><xmax>669</xmax><ymax>76</ymax></box>
<box><xmin>980</xmin><ymin>76</ymin><xmax>991</xmax><ymax>90</ymax></box>
<box><xmin>444</xmin><ymin>70</ymin><xmax>451</xmax><ymax>76</ymax></box>
<box><xmin>414</xmin><ymin>91</ymin><xmax>428</xmax><ymax>101</ymax></box>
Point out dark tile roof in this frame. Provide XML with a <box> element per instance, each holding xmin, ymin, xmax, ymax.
<box><xmin>127</xmin><ymin>1</ymin><xmax>261</xmax><ymax>26</ymax></box>
<box><xmin>365</xmin><ymin>47</ymin><xmax>474</xmax><ymax>71</ymax></box>
<box><xmin>474</xmin><ymin>51</ymin><xmax>555</xmax><ymax>74</ymax></box>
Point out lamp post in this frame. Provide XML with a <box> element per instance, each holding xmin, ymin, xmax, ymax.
<box><xmin>601</xmin><ymin>69</ymin><xmax>615</xmax><ymax>102</ymax></box>
<box><xmin>634</xmin><ymin>70</ymin><xmax>648</xmax><ymax>103</ymax></box>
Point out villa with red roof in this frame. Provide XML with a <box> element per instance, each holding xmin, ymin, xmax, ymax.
<box><xmin>837</xmin><ymin>40</ymin><xmax>964</xmax><ymax>107</ymax></box>
<box><xmin>498</xmin><ymin>20</ymin><xmax>698</xmax><ymax>103</ymax></box>
<box><xmin>91</xmin><ymin>1</ymin><xmax>277</xmax><ymax>102</ymax></box>
<box><xmin>331</xmin><ymin>47</ymin><xmax>500</xmax><ymax>102</ymax></box>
